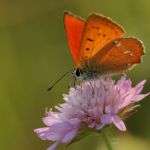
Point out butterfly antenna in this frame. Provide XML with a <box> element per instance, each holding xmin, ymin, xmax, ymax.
<box><xmin>47</xmin><ymin>71</ymin><xmax>71</xmax><ymax>91</ymax></box>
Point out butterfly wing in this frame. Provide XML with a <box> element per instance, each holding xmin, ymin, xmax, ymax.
<box><xmin>64</xmin><ymin>11</ymin><xmax>85</xmax><ymax>65</ymax></box>
<box><xmin>88</xmin><ymin>38</ymin><xmax>144</xmax><ymax>75</ymax></box>
<box><xmin>78</xmin><ymin>13</ymin><xmax>125</xmax><ymax>67</ymax></box>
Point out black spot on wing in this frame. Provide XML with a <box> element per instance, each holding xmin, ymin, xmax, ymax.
<box><xmin>87</xmin><ymin>38</ymin><xmax>94</xmax><ymax>41</ymax></box>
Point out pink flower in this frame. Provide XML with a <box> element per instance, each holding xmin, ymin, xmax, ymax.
<box><xmin>34</xmin><ymin>76</ymin><xmax>149</xmax><ymax>150</ymax></box>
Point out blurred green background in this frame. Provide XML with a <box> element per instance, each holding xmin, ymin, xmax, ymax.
<box><xmin>0</xmin><ymin>0</ymin><xmax>150</xmax><ymax>150</ymax></box>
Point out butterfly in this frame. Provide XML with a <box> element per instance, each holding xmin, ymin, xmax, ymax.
<box><xmin>64</xmin><ymin>11</ymin><xmax>144</xmax><ymax>80</ymax></box>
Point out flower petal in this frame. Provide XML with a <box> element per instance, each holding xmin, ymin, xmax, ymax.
<box><xmin>47</xmin><ymin>141</ymin><xmax>60</xmax><ymax>150</ymax></box>
<box><xmin>131</xmin><ymin>93</ymin><xmax>150</xmax><ymax>102</ymax></box>
<box><xmin>43</xmin><ymin>113</ymin><xmax>60</xmax><ymax>126</ymax></box>
<box><xmin>61</xmin><ymin>129</ymin><xmax>78</xmax><ymax>143</ymax></box>
<box><xmin>34</xmin><ymin>127</ymin><xmax>50</xmax><ymax>140</ymax></box>
<box><xmin>101</xmin><ymin>114</ymin><xmax>112</xmax><ymax>124</ymax></box>
<box><xmin>112</xmin><ymin>115</ymin><xmax>126</xmax><ymax>131</ymax></box>
<box><xmin>134</xmin><ymin>80</ymin><xmax>146</xmax><ymax>94</ymax></box>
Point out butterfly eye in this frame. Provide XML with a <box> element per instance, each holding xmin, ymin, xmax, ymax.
<box><xmin>76</xmin><ymin>68</ymin><xmax>81</xmax><ymax>77</ymax></box>
<box><xmin>72</xmin><ymin>68</ymin><xmax>83</xmax><ymax>79</ymax></box>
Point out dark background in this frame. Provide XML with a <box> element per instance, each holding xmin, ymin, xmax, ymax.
<box><xmin>0</xmin><ymin>0</ymin><xmax>149</xmax><ymax>150</ymax></box>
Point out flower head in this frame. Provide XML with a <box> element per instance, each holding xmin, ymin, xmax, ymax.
<box><xmin>34</xmin><ymin>76</ymin><xmax>149</xmax><ymax>150</ymax></box>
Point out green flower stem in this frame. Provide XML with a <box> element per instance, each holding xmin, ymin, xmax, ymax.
<box><xmin>102</xmin><ymin>130</ymin><xmax>114</xmax><ymax>150</ymax></box>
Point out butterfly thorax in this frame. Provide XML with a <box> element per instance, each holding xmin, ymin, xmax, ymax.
<box><xmin>72</xmin><ymin>67</ymin><xmax>98</xmax><ymax>80</ymax></box>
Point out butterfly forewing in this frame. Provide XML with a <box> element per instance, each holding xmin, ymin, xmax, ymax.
<box><xmin>88</xmin><ymin>38</ymin><xmax>144</xmax><ymax>75</ymax></box>
<box><xmin>78</xmin><ymin>13</ymin><xmax>125</xmax><ymax>67</ymax></box>
<box><xmin>64</xmin><ymin>11</ymin><xmax>85</xmax><ymax>65</ymax></box>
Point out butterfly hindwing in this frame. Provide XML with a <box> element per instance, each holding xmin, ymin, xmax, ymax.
<box><xmin>88</xmin><ymin>38</ymin><xmax>144</xmax><ymax>75</ymax></box>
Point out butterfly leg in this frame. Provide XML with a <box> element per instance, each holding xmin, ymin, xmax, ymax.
<box><xmin>87</xmin><ymin>80</ymin><xmax>95</xmax><ymax>96</ymax></box>
<box><xmin>73</xmin><ymin>77</ymin><xmax>77</xmax><ymax>87</ymax></box>
<box><xmin>68</xmin><ymin>77</ymin><xmax>72</xmax><ymax>89</ymax></box>
<box><xmin>68</xmin><ymin>75</ymin><xmax>77</xmax><ymax>89</ymax></box>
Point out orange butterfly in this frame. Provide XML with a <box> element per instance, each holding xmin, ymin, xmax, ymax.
<box><xmin>64</xmin><ymin>11</ymin><xmax>144</xmax><ymax>80</ymax></box>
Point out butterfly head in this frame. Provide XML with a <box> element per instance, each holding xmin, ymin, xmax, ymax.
<box><xmin>72</xmin><ymin>68</ymin><xmax>85</xmax><ymax>80</ymax></box>
<box><xmin>72</xmin><ymin>67</ymin><xmax>98</xmax><ymax>80</ymax></box>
